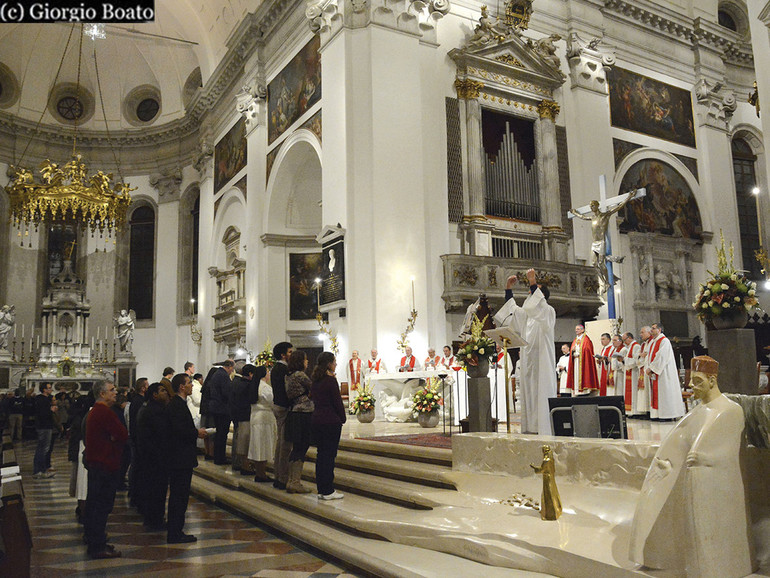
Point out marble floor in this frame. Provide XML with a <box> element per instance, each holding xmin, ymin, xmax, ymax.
<box><xmin>18</xmin><ymin>439</ymin><xmax>359</xmax><ymax>578</ymax></box>
<box><xmin>17</xmin><ymin>412</ymin><xmax>679</xmax><ymax>577</ymax></box>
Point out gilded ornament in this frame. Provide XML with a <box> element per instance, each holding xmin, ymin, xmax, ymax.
<box><xmin>530</xmin><ymin>445</ymin><xmax>562</xmax><ymax>521</ymax></box>
<box><xmin>454</xmin><ymin>265</ymin><xmax>479</xmax><ymax>286</ymax></box>
<box><xmin>495</xmin><ymin>54</ymin><xmax>524</xmax><ymax>67</ymax></box>
<box><xmin>7</xmin><ymin>154</ymin><xmax>134</xmax><ymax>235</ymax></box>
<box><xmin>515</xmin><ymin>270</ymin><xmax>561</xmax><ymax>288</ymax></box>
<box><xmin>537</xmin><ymin>99</ymin><xmax>560</xmax><ymax>120</ymax></box>
<box><xmin>583</xmin><ymin>275</ymin><xmax>600</xmax><ymax>294</ymax></box>
<box><xmin>454</xmin><ymin>78</ymin><xmax>484</xmax><ymax>99</ymax></box>
<box><xmin>504</xmin><ymin>0</ymin><xmax>532</xmax><ymax>30</ymax></box>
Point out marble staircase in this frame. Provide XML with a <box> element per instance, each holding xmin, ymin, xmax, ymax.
<box><xmin>191</xmin><ymin>438</ymin><xmax>538</xmax><ymax>577</ymax></box>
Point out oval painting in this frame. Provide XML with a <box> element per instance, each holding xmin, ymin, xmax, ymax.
<box><xmin>619</xmin><ymin>159</ymin><xmax>703</xmax><ymax>240</ymax></box>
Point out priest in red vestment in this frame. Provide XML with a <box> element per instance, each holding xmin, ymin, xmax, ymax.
<box><xmin>399</xmin><ymin>346</ymin><xmax>420</xmax><ymax>372</ymax></box>
<box><xmin>566</xmin><ymin>324</ymin><xmax>598</xmax><ymax>394</ymax></box>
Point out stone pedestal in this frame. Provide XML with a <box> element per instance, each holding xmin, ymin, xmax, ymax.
<box><xmin>467</xmin><ymin>376</ymin><xmax>494</xmax><ymax>432</ymax></box>
<box><xmin>706</xmin><ymin>328</ymin><xmax>758</xmax><ymax>394</ymax></box>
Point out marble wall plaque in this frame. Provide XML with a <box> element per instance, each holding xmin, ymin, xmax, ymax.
<box><xmin>320</xmin><ymin>239</ymin><xmax>345</xmax><ymax>306</ymax></box>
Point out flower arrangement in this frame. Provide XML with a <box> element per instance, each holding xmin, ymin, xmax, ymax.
<box><xmin>254</xmin><ymin>340</ymin><xmax>274</xmax><ymax>368</ymax></box>
<box><xmin>412</xmin><ymin>383</ymin><xmax>443</xmax><ymax>414</ymax></box>
<box><xmin>457</xmin><ymin>313</ymin><xmax>496</xmax><ymax>367</ymax></box>
<box><xmin>693</xmin><ymin>231</ymin><xmax>759</xmax><ymax>323</ymax></box>
<box><xmin>350</xmin><ymin>382</ymin><xmax>376</xmax><ymax>414</ymax></box>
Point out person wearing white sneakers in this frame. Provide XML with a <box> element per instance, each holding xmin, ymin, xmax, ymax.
<box><xmin>310</xmin><ymin>352</ymin><xmax>346</xmax><ymax>500</ymax></box>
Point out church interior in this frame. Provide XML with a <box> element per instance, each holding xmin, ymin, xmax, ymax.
<box><xmin>1</xmin><ymin>0</ymin><xmax>770</xmax><ymax>575</ymax></box>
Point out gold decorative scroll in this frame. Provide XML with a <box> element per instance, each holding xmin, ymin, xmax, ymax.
<box><xmin>454</xmin><ymin>78</ymin><xmax>484</xmax><ymax>99</ymax></box>
<box><xmin>495</xmin><ymin>54</ymin><xmax>525</xmax><ymax>67</ymax></box>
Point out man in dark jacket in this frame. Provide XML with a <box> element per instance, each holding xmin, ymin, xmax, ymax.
<box><xmin>6</xmin><ymin>392</ymin><xmax>24</xmax><ymax>441</ymax></box>
<box><xmin>160</xmin><ymin>366</ymin><xmax>175</xmax><ymax>397</ymax></box>
<box><xmin>271</xmin><ymin>342</ymin><xmax>293</xmax><ymax>489</ymax></box>
<box><xmin>127</xmin><ymin>377</ymin><xmax>148</xmax><ymax>505</ymax></box>
<box><xmin>230</xmin><ymin>364</ymin><xmax>258</xmax><ymax>474</ymax></box>
<box><xmin>136</xmin><ymin>383</ymin><xmax>169</xmax><ymax>529</ymax></box>
<box><xmin>208</xmin><ymin>359</ymin><xmax>235</xmax><ymax>465</ymax></box>
<box><xmin>33</xmin><ymin>383</ymin><xmax>57</xmax><ymax>478</ymax></box>
<box><xmin>166</xmin><ymin>373</ymin><xmax>207</xmax><ymax>543</ymax></box>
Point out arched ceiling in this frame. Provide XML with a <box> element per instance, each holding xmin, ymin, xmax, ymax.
<box><xmin>0</xmin><ymin>0</ymin><xmax>264</xmax><ymax>133</ymax></box>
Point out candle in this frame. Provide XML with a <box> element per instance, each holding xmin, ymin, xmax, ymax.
<box><xmin>411</xmin><ymin>277</ymin><xmax>415</xmax><ymax>310</ymax></box>
<box><xmin>14</xmin><ymin>324</ymin><xmax>16</xmax><ymax>338</ymax></box>
<box><xmin>97</xmin><ymin>327</ymin><xmax>100</xmax><ymax>340</ymax></box>
<box><xmin>91</xmin><ymin>336</ymin><xmax>94</xmax><ymax>350</ymax></box>
<box><xmin>21</xmin><ymin>324</ymin><xmax>24</xmax><ymax>339</ymax></box>
<box><xmin>37</xmin><ymin>335</ymin><xmax>40</xmax><ymax>349</ymax></box>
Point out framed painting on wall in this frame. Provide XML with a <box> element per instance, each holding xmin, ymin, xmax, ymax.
<box><xmin>608</xmin><ymin>67</ymin><xmax>696</xmax><ymax>148</ymax></box>
<box><xmin>618</xmin><ymin>159</ymin><xmax>702</xmax><ymax>240</ymax></box>
<box><xmin>268</xmin><ymin>35</ymin><xmax>322</xmax><ymax>145</ymax></box>
<box><xmin>214</xmin><ymin>118</ymin><xmax>247</xmax><ymax>193</ymax></box>
<box><xmin>289</xmin><ymin>252</ymin><xmax>323</xmax><ymax>320</ymax></box>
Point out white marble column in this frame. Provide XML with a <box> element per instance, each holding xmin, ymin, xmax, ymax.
<box><xmin>536</xmin><ymin>99</ymin><xmax>568</xmax><ymax>262</ymax></box>
<box><xmin>194</xmin><ymin>135</ymin><xmax>215</xmax><ymax>367</ymax></box>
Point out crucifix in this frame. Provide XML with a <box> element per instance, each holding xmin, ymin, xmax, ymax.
<box><xmin>568</xmin><ymin>175</ymin><xmax>646</xmax><ymax>318</ymax></box>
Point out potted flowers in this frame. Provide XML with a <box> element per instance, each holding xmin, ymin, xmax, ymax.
<box><xmin>458</xmin><ymin>313</ymin><xmax>496</xmax><ymax>377</ymax></box>
<box><xmin>693</xmin><ymin>232</ymin><xmax>759</xmax><ymax>330</ymax></box>
<box><xmin>412</xmin><ymin>381</ymin><xmax>443</xmax><ymax>428</ymax></box>
<box><xmin>351</xmin><ymin>381</ymin><xmax>376</xmax><ymax>423</ymax></box>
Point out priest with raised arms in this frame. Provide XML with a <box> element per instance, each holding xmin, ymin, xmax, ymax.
<box><xmin>493</xmin><ymin>268</ymin><xmax>556</xmax><ymax>435</ymax></box>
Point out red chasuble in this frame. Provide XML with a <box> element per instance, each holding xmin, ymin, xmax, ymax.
<box><xmin>348</xmin><ymin>358</ymin><xmax>362</xmax><ymax>391</ymax></box>
<box><xmin>566</xmin><ymin>334</ymin><xmax>598</xmax><ymax>393</ymax></box>
<box><xmin>400</xmin><ymin>356</ymin><xmax>416</xmax><ymax>371</ymax></box>
<box><xmin>367</xmin><ymin>358</ymin><xmax>382</xmax><ymax>373</ymax></box>
<box><xmin>647</xmin><ymin>335</ymin><xmax>665</xmax><ymax>410</ymax></box>
<box><xmin>624</xmin><ymin>341</ymin><xmax>638</xmax><ymax>411</ymax></box>
<box><xmin>598</xmin><ymin>344</ymin><xmax>613</xmax><ymax>396</ymax></box>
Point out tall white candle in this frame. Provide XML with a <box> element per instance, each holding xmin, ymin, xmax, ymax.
<box><xmin>411</xmin><ymin>277</ymin><xmax>415</xmax><ymax>310</ymax></box>
<box><xmin>14</xmin><ymin>324</ymin><xmax>16</xmax><ymax>338</ymax></box>
<box><xmin>97</xmin><ymin>327</ymin><xmax>100</xmax><ymax>340</ymax></box>
<box><xmin>91</xmin><ymin>336</ymin><xmax>95</xmax><ymax>350</ymax></box>
<box><xmin>21</xmin><ymin>324</ymin><xmax>24</xmax><ymax>339</ymax></box>
<box><xmin>37</xmin><ymin>335</ymin><xmax>40</xmax><ymax>349</ymax></box>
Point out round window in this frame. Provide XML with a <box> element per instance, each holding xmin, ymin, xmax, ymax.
<box><xmin>57</xmin><ymin>96</ymin><xmax>84</xmax><ymax>121</ymax></box>
<box><xmin>136</xmin><ymin>98</ymin><xmax>159</xmax><ymax>122</ymax></box>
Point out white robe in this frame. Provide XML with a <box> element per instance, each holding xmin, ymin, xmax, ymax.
<box><xmin>494</xmin><ymin>288</ymin><xmax>556</xmax><ymax>435</ymax></box>
<box><xmin>556</xmin><ymin>354</ymin><xmax>569</xmax><ymax>394</ymax></box>
<box><xmin>610</xmin><ymin>346</ymin><xmax>627</xmax><ymax>396</ymax></box>
<box><xmin>646</xmin><ymin>334</ymin><xmax>685</xmax><ymax>420</ymax></box>
<box><xmin>622</xmin><ymin>341</ymin><xmax>641</xmax><ymax>414</ymax></box>
<box><xmin>635</xmin><ymin>340</ymin><xmax>651</xmax><ymax>415</ymax></box>
<box><xmin>488</xmin><ymin>351</ymin><xmax>513</xmax><ymax>422</ymax></box>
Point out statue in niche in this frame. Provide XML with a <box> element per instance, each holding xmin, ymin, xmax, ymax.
<box><xmin>530</xmin><ymin>445</ymin><xmax>561</xmax><ymax>521</ymax></box>
<box><xmin>114</xmin><ymin>309</ymin><xmax>136</xmax><ymax>352</ymax></box>
<box><xmin>0</xmin><ymin>304</ymin><xmax>15</xmax><ymax>350</ymax></box>
<box><xmin>638</xmin><ymin>257</ymin><xmax>650</xmax><ymax>287</ymax></box>
<box><xmin>654</xmin><ymin>264</ymin><xmax>669</xmax><ymax>300</ymax></box>
<box><xmin>629</xmin><ymin>356</ymin><xmax>755</xmax><ymax>578</ymax></box>
<box><xmin>668</xmin><ymin>266</ymin><xmax>683</xmax><ymax>300</ymax></box>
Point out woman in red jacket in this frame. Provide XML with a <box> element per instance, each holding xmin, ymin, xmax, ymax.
<box><xmin>310</xmin><ymin>352</ymin><xmax>347</xmax><ymax>500</ymax></box>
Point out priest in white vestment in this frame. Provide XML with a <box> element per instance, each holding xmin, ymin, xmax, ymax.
<box><xmin>629</xmin><ymin>356</ymin><xmax>754</xmax><ymax>578</ymax></box>
<box><xmin>621</xmin><ymin>332</ymin><xmax>641</xmax><ymax>415</ymax></box>
<box><xmin>488</xmin><ymin>343</ymin><xmax>513</xmax><ymax>422</ymax></box>
<box><xmin>493</xmin><ymin>268</ymin><xmax>556</xmax><ymax>435</ymax></box>
<box><xmin>610</xmin><ymin>335</ymin><xmax>626</xmax><ymax>397</ymax></box>
<box><xmin>646</xmin><ymin>323</ymin><xmax>685</xmax><ymax>420</ymax></box>
<box><xmin>635</xmin><ymin>326</ymin><xmax>652</xmax><ymax>416</ymax></box>
<box><xmin>365</xmin><ymin>349</ymin><xmax>387</xmax><ymax>375</ymax></box>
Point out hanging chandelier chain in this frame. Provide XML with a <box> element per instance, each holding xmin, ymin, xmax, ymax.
<box><xmin>15</xmin><ymin>24</ymin><xmax>77</xmax><ymax>171</ymax></box>
<box><xmin>73</xmin><ymin>22</ymin><xmax>85</xmax><ymax>156</ymax></box>
<box><xmin>92</xmin><ymin>44</ymin><xmax>123</xmax><ymax>184</ymax></box>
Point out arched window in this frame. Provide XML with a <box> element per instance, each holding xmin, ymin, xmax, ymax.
<box><xmin>128</xmin><ymin>205</ymin><xmax>155</xmax><ymax>319</ymax></box>
<box><xmin>177</xmin><ymin>187</ymin><xmax>200</xmax><ymax>322</ymax></box>
<box><xmin>731</xmin><ymin>138</ymin><xmax>761</xmax><ymax>279</ymax></box>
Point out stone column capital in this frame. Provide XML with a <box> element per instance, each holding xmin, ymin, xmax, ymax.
<box><xmin>455</xmin><ymin>78</ymin><xmax>484</xmax><ymax>100</ymax></box>
<box><xmin>236</xmin><ymin>83</ymin><xmax>266</xmax><ymax>136</ymax></box>
<box><xmin>566</xmin><ymin>33</ymin><xmax>615</xmax><ymax>94</ymax></box>
<box><xmin>194</xmin><ymin>137</ymin><xmax>214</xmax><ymax>182</ymax></box>
<box><xmin>537</xmin><ymin>99</ymin><xmax>560</xmax><ymax>120</ymax></box>
<box><xmin>695</xmin><ymin>77</ymin><xmax>736</xmax><ymax>130</ymax></box>
<box><xmin>149</xmin><ymin>170</ymin><xmax>183</xmax><ymax>203</ymax></box>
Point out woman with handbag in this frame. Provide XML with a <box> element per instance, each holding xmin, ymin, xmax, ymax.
<box><xmin>284</xmin><ymin>350</ymin><xmax>314</xmax><ymax>493</ymax></box>
<box><xmin>311</xmin><ymin>352</ymin><xmax>346</xmax><ymax>500</ymax></box>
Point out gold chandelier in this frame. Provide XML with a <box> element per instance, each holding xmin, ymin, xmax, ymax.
<box><xmin>6</xmin><ymin>24</ymin><xmax>133</xmax><ymax>241</ymax></box>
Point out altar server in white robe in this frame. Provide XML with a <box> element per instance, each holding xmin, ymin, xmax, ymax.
<box><xmin>555</xmin><ymin>344</ymin><xmax>570</xmax><ymax>394</ymax></box>
<box><xmin>621</xmin><ymin>332</ymin><xmax>641</xmax><ymax>415</ymax></box>
<box><xmin>610</xmin><ymin>334</ymin><xmax>626</xmax><ymax>396</ymax></box>
<box><xmin>488</xmin><ymin>343</ymin><xmax>513</xmax><ymax>422</ymax></box>
<box><xmin>493</xmin><ymin>268</ymin><xmax>557</xmax><ymax>435</ymax></box>
<box><xmin>646</xmin><ymin>323</ymin><xmax>685</xmax><ymax>420</ymax></box>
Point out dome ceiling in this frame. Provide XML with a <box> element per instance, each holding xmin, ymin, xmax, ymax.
<box><xmin>0</xmin><ymin>0</ymin><xmax>263</xmax><ymax>133</ymax></box>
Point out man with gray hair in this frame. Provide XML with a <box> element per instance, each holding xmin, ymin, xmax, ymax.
<box><xmin>84</xmin><ymin>379</ymin><xmax>128</xmax><ymax>559</ymax></box>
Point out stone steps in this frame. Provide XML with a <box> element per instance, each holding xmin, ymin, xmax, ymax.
<box><xmin>190</xmin><ymin>474</ymin><xmax>532</xmax><ymax>578</ymax></box>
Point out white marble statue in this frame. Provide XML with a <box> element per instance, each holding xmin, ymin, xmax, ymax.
<box><xmin>0</xmin><ymin>304</ymin><xmax>15</xmax><ymax>350</ymax></box>
<box><xmin>114</xmin><ymin>309</ymin><xmax>136</xmax><ymax>352</ymax></box>
<box><xmin>378</xmin><ymin>390</ymin><xmax>414</xmax><ymax>422</ymax></box>
<box><xmin>629</xmin><ymin>355</ymin><xmax>755</xmax><ymax>578</ymax></box>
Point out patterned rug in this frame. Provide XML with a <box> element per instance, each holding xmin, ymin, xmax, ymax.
<box><xmin>357</xmin><ymin>434</ymin><xmax>454</xmax><ymax>449</ymax></box>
